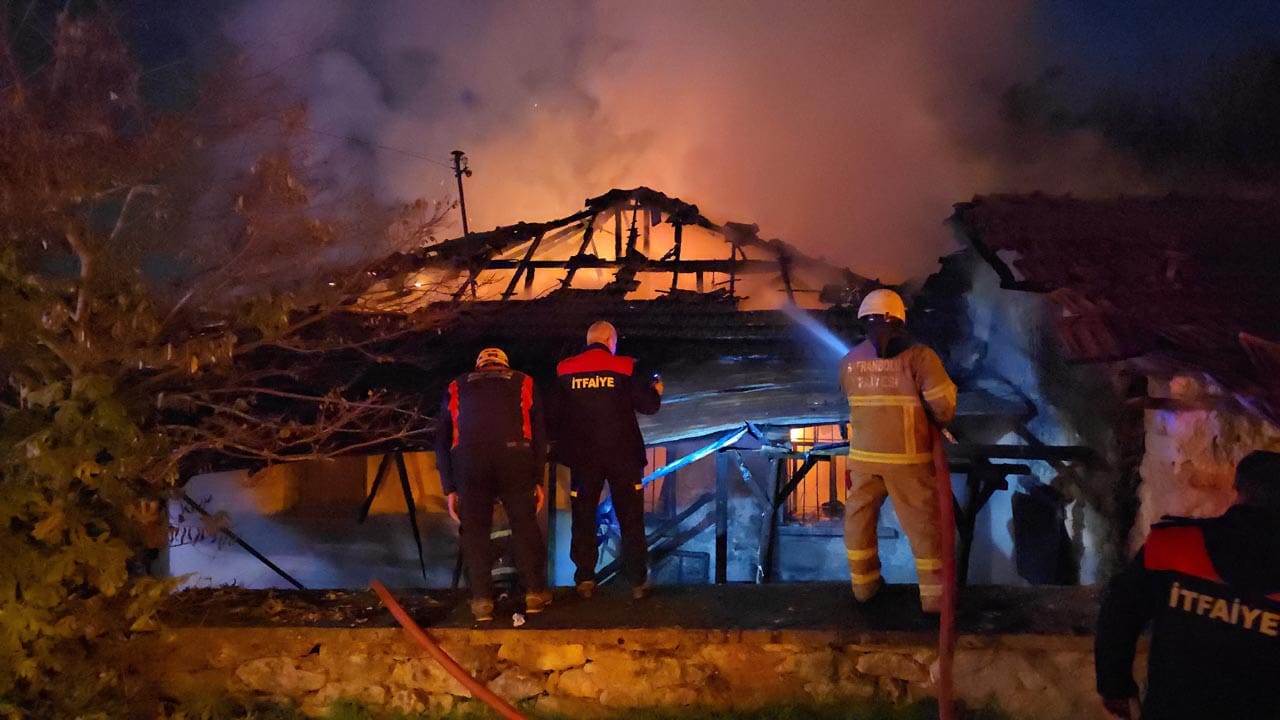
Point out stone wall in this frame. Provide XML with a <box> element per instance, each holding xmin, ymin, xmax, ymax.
<box><xmin>127</xmin><ymin>627</ymin><xmax>1115</xmax><ymax>719</ymax></box>
<box><xmin>1135</xmin><ymin>374</ymin><xmax>1280</xmax><ymax>549</ymax></box>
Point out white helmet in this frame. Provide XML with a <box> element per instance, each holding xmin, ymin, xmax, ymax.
<box><xmin>856</xmin><ymin>289</ymin><xmax>906</xmax><ymax>322</ymax></box>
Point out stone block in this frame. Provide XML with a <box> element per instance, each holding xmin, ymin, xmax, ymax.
<box><xmin>497</xmin><ymin>640</ymin><xmax>587</xmax><ymax>671</ymax></box>
<box><xmin>856</xmin><ymin>652</ymin><xmax>930</xmax><ymax>684</ymax></box>
<box><xmin>234</xmin><ymin>657</ymin><xmax>326</xmax><ymax>694</ymax></box>
<box><xmin>952</xmin><ymin>649</ymin><xmax>1089</xmax><ymax>720</ymax></box>
<box><xmin>490</xmin><ymin>667</ymin><xmax>546</xmax><ymax>701</ymax></box>
<box><xmin>306</xmin><ymin>682</ymin><xmax>387</xmax><ymax>715</ymax></box>
<box><xmin>599</xmin><ymin>684</ymin><xmax>698</xmax><ymax>708</ymax></box>
<box><xmin>876</xmin><ymin>676</ymin><xmax>906</xmax><ymax>702</ymax></box>
<box><xmin>836</xmin><ymin>673</ymin><xmax>879</xmax><ymax>699</ymax></box>
<box><xmin>387</xmin><ymin>657</ymin><xmax>470</xmax><ymax>697</ymax></box>
<box><xmin>435</xmin><ymin>640</ymin><xmax>498</xmax><ymax>677</ymax></box>
<box><xmin>425</xmin><ymin>693</ymin><xmax>456</xmax><ymax>714</ymax></box>
<box><xmin>159</xmin><ymin>669</ymin><xmax>231</xmax><ymax>699</ymax></box>
<box><xmin>555</xmin><ymin>667</ymin><xmax>600</xmax><ymax>699</ymax></box>
<box><xmin>209</xmin><ymin>642</ymin><xmax>243</xmax><ymax>669</ymax></box>
<box><xmin>386</xmin><ymin>689</ymin><xmax>427</xmax><ymax>714</ymax></box>
<box><xmin>775</xmin><ymin>649</ymin><xmax>836</xmax><ymax>678</ymax></box>
<box><xmin>535</xmin><ymin>694</ymin><xmax>609</xmax><ymax>718</ymax></box>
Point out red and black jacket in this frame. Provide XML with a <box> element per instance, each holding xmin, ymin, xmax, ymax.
<box><xmin>549</xmin><ymin>343</ymin><xmax>661</xmax><ymax>470</ymax></box>
<box><xmin>1095</xmin><ymin>506</ymin><xmax>1280</xmax><ymax>719</ymax></box>
<box><xmin>434</xmin><ymin>367</ymin><xmax>545</xmax><ymax>494</ymax></box>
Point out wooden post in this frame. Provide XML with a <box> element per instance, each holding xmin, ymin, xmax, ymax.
<box><xmin>614</xmin><ymin>209</ymin><xmax>623</xmax><ymax>259</ymax></box>
<box><xmin>670</xmin><ymin>222</ymin><xmax>684</xmax><ymax>293</ymax></box>
<box><xmin>715</xmin><ymin>451</ymin><xmax>729</xmax><ymax>584</ymax></box>
<box><xmin>546</xmin><ymin>461</ymin><xmax>557</xmax><ymax>586</ymax></box>
<box><xmin>643</xmin><ymin>209</ymin><xmax>651</xmax><ymax>254</ymax></box>
<box><xmin>728</xmin><ymin>245</ymin><xmax>738</xmax><ymax>296</ymax></box>
<box><xmin>778</xmin><ymin>253</ymin><xmax>795</xmax><ymax>302</ymax></box>
<box><xmin>394</xmin><ymin>452</ymin><xmax>428</xmax><ymax>578</ymax></box>
<box><xmin>357</xmin><ymin>453</ymin><xmax>393</xmax><ymax>523</ymax></box>
<box><xmin>756</xmin><ymin>457</ymin><xmax>782</xmax><ymax>583</ymax></box>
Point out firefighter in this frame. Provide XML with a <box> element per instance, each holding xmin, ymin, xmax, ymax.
<box><xmin>839</xmin><ymin>289</ymin><xmax>957</xmax><ymax>612</ymax></box>
<box><xmin>551</xmin><ymin>321</ymin><xmax>662</xmax><ymax>600</ymax></box>
<box><xmin>1095</xmin><ymin>450</ymin><xmax>1280</xmax><ymax>719</ymax></box>
<box><xmin>436</xmin><ymin>347</ymin><xmax>551</xmax><ymax>622</ymax></box>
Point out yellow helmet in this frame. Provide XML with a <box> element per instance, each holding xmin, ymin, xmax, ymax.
<box><xmin>856</xmin><ymin>289</ymin><xmax>907</xmax><ymax>322</ymax></box>
<box><xmin>475</xmin><ymin>347</ymin><xmax>510</xmax><ymax>369</ymax></box>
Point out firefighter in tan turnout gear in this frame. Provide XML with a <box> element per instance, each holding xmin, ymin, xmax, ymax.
<box><xmin>839</xmin><ymin>289</ymin><xmax>957</xmax><ymax>613</ymax></box>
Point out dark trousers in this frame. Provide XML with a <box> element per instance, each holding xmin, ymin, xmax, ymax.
<box><xmin>569</xmin><ymin>462</ymin><xmax>648</xmax><ymax>587</ymax></box>
<box><xmin>455</xmin><ymin>447</ymin><xmax>547</xmax><ymax>601</ymax></box>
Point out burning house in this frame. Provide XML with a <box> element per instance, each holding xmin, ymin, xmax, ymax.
<box><xmin>151</xmin><ymin>189</ymin><xmax>1280</xmax><ymax>720</ymax></box>
<box><xmin>170</xmin><ymin>187</ymin><xmax>1191</xmax><ymax>596</ymax></box>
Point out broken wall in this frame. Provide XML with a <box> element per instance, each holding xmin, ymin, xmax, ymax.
<box><xmin>928</xmin><ymin>251</ymin><xmax>1128</xmax><ymax>584</ymax></box>
<box><xmin>1134</xmin><ymin>374</ymin><xmax>1280</xmax><ymax>550</ymax></box>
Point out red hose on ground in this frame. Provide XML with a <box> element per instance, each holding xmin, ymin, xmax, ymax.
<box><xmin>932</xmin><ymin>426</ymin><xmax>957</xmax><ymax>720</ymax></box>
<box><xmin>371</xmin><ymin>579</ymin><xmax>530</xmax><ymax>720</ymax></box>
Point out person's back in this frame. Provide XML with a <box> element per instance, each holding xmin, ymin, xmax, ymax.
<box><xmin>443</xmin><ymin>366</ymin><xmax>537</xmax><ymax>458</ymax></box>
<box><xmin>553</xmin><ymin>342</ymin><xmax>659</xmax><ymax>469</ymax></box>
<box><xmin>435</xmin><ymin>348</ymin><xmax>549</xmax><ymax>621</ymax></box>
<box><xmin>1140</xmin><ymin>508</ymin><xmax>1280</xmax><ymax>718</ymax></box>
<box><xmin>1096</xmin><ymin>450</ymin><xmax>1280</xmax><ymax>719</ymax></box>
<box><xmin>550</xmin><ymin>321</ymin><xmax>662</xmax><ymax>599</ymax></box>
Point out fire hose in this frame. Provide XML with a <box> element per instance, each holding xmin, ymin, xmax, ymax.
<box><xmin>370</xmin><ymin>579</ymin><xmax>530</xmax><ymax>720</ymax></box>
<box><xmin>932</xmin><ymin>425</ymin><xmax>957</xmax><ymax>720</ymax></box>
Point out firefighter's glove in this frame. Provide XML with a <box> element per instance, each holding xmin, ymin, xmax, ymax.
<box><xmin>446</xmin><ymin>492</ymin><xmax>460</xmax><ymax>523</ymax></box>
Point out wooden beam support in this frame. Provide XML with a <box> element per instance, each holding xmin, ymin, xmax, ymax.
<box><xmin>501</xmin><ymin>231</ymin><xmax>546</xmax><ymax>300</ymax></box>
<box><xmin>486</xmin><ymin>258</ymin><xmax>784</xmax><ymax>273</ymax></box>
<box><xmin>614</xmin><ymin>209</ymin><xmax>623</xmax><ymax>260</ymax></box>
<box><xmin>670</xmin><ymin>222</ymin><xmax>684</xmax><ymax>292</ymax></box>
<box><xmin>559</xmin><ymin>214</ymin><xmax>598</xmax><ymax>291</ymax></box>
<box><xmin>757</xmin><ymin>457</ymin><xmax>782</xmax><ymax>583</ymax></box>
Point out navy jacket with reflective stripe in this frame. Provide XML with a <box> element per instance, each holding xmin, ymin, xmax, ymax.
<box><xmin>434</xmin><ymin>367</ymin><xmax>545</xmax><ymax>494</ymax></box>
<box><xmin>1095</xmin><ymin>507</ymin><xmax>1280</xmax><ymax>719</ymax></box>
<box><xmin>550</xmin><ymin>344</ymin><xmax>660</xmax><ymax>469</ymax></box>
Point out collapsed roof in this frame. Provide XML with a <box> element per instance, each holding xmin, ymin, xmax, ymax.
<box><xmin>951</xmin><ymin>194</ymin><xmax>1280</xmax><ymax>424</ymax></box>
<box><xmin>374</xmin><ymin>186</ymin><xmax>876</xmax><ymax>307</ymax></box>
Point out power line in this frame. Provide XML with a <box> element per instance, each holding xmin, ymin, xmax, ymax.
<box><xmin>296</xmin><ymin>125</ymin><xmax>456</xmax><ymax>170</ymax></box>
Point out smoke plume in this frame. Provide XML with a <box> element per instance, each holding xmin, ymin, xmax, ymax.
<box><xmin>212</xmin><ymin>1</ymin><xmax>1265</xmax><ymax>282</ymax></box>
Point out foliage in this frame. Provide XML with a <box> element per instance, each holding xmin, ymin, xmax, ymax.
<box><xmin>0</xmin><ymin>8</ymin><xmax>449</xmax><ymax>718</ymax></box>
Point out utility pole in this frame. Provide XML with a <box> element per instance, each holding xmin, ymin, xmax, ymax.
<box><xmin>450</xmin><ymin>150</ymin><xmax>472</xmax><ymax>236</ymax></box>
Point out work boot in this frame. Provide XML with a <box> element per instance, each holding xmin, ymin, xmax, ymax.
<box><xmin>525</xmin><ymin>589</ymin><xmax>553</xmax><ymax>614</ymax></box>
<box><xmin>575</xmin><ymin>580</ymin><xmax>596</xmax><ymax>599</ymax></box>
<box><xmin>852</xmin><ymin>577</ymin><xmax>883</xmax><ymax>603</ymax></box>
<box><xmin>469</xmin><ymin>598</ymin><xmax>494</xmax><ymax>622</ymax></box>
<box><xmin>631</xmin><ymin>579</ymin><xmax>653</xmax><ymax>600</ymax></box>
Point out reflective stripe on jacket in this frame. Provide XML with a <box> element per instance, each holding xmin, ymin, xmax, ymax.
<box><xmin>1096</xmin><ymin>512</ymin><xmax>1280</xmax><ymax>719</ymax></box>
<box><xmin>838</xmin><ymin>340</ymin><xmax>956</xmax><ymax>473</ymax></box>
<box><xmin>435</xmin><ymin>367</ymin><xmax>545</xmax><ymax>494</ymax></box>
<box><xmin>550</xmin><ymin>344</ymin><xmax>660</xmax><ymax>470</ymax></box>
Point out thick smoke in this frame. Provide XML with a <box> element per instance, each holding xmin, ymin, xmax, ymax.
<box><xmin>215</xmin><ymin>1</ymin><xmax>1196</xmax><ymax>282</ymax></box>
